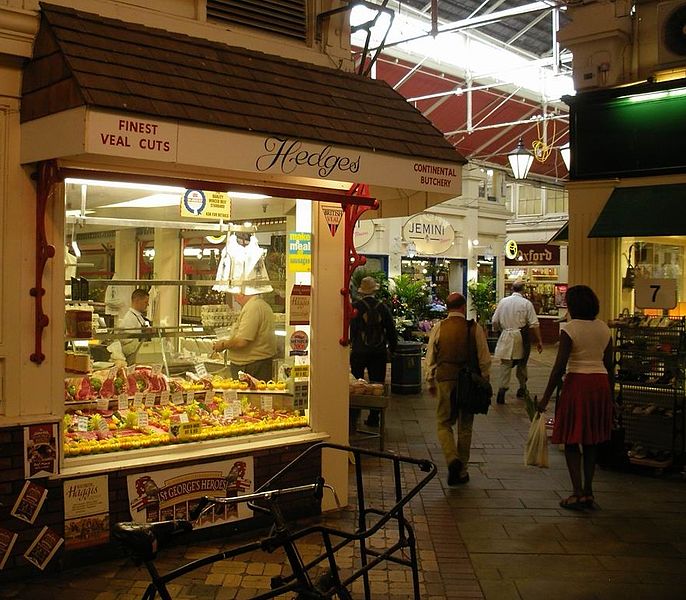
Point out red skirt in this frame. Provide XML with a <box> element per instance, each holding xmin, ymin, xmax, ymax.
<box><xmin>551</xmin><ymin>373</ymin><xmax>613</xmax><ymax>445</ymax></box>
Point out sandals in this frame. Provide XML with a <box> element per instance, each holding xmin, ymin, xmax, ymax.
<box><xmin>579</xmin><ymin>495</ymin><xmax>596</xmax><ymax>509</ymax></box>
<box><xmin>559</xmin><ymin>495</ymin><xmax>586</xmax><ymax>510</ymax></box>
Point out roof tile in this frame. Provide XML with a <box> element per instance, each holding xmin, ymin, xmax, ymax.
<box><xmin>21</xmin><ymin>3</ymin><xmax>464</xmax><ymax>164</ymax></box>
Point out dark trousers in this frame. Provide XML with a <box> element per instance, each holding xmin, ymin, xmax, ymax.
<box><xmin>350</xmin><ymin>351</ymin><xmax>387</xmax><ymax>383</ymax></box>
<box><xmin>230</xmin><ymin>357</ymin><xmax>274</xmax><ymax>382</ymax></box>
<box><xmin>350</xmin><ymin>351</ymin><xmax>387</xmax><ymax>425</ymax></box>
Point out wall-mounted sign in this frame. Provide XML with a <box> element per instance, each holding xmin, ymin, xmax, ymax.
<box><xmin>635</xmin><ymin>278</ymin><xmax>677</xmax><ymax>310</ymax></box>
<box><xmin>504</xmin><ymin>239</ymin><xmax>518</xmax><ymax>260</ymax></box>
<box><xmin>354</xmin><ymin>219</ymin><xmax>375</xmax><ymax>249</ymax></box>
<box><xmin>127</xmin><ymin>458</ymin><xmax>253</xmax><ymax>528</ymax></box>
<box><xmin>24</xmin><ymin>423</ymin><xmax>58</xmax><ymax>479</ymax></box>
<box><xmin>287</xmin><ymin>233</ymin><xmax>312</xmax><ymax>272</ymax></box>
<box><xmin>402</xmin><ymin>214</ymin><xmax>454</xmax><ymax>255</ymax></box>
<box><xmin>321</xmin><ymin>203</ymin><xmax>344</xmax><ymax>237</ymax></box>
<box><xmin>505</xmin><ymin>243</ymin><xmax>560</xmax><ymax>266</ymax></box>
<box><xmin>86</xmin><ymin>113</ymin><xmax>176</xmax><ymax>161</ymax></box>
<box><xmin>180</xmin><ymin>190</ymin><xmax>231</xmax><ymax>220</ymax></box>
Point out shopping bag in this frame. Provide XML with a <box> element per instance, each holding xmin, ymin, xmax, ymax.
<box><xmin>524</xmin><ymin>413</ymin><xmax>549</xmax><ymax>468</ymax></box>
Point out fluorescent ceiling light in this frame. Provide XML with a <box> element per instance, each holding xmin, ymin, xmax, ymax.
<box><xmin>65</xmin><ymin>178</ymin><xmax>184</xmax><ymax>194</ymax></box>
<box><xmin>100</xmin><ymin>193</ymin><xmax>181</xmax><ymax>209</ymax></box>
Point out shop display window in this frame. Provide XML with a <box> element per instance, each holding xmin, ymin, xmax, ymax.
<box><xmin>63</xmin><ymin>179</ymin><xmax>311</xmax><ymax>459</ymax></box>
<box><xmin>504</xmin><ymin>266</ymin><xmax>560</xmax><ymax>316</ymax></box>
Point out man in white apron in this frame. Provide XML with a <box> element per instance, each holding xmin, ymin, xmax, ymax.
<box><xmin>492</xmin><ymin>280</ymin><xmax>543</xmax><ymax>404</ymax></box>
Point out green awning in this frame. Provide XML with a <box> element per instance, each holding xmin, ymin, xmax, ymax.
<box><xmin>548</xmin><ymin>222</ymin><xmax>568</xmax><ymax>245</ymax></box>
<box><xmin>588</xmin><ymin>184</ymin><xmax>686</xmax><ymax>238</ymax></box>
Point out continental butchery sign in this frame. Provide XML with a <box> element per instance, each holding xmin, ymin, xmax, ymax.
<box><xmin>126</xmin><ymin>457</ymin><xmax>253</xmax><ymax>528</ymax></box>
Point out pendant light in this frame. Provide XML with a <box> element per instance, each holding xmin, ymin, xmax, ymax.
<box><xmin>507</xmin><ymin>137</ymin><xmax>534</xmax><ymax>180</ymax></box>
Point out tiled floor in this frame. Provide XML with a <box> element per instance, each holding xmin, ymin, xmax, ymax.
<box><xmin>2</xmin><ymin>346</ymin><xmax>686</xmax><ymax>599</ymax></box>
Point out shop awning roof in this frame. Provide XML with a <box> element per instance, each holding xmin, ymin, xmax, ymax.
<box><xmin>588</xmin><ymin>184</ymin><xmax>686</xmax><ymax>238</ymax></box>
<box><xmin>22</xmin><ymin>3</ymin><xmax>466</xmax><ymax>166</ymax></box>
<box><xmin>548</xmin><ymin>222</ymin><xmax>568</xmax><ymax>245</ymax></box>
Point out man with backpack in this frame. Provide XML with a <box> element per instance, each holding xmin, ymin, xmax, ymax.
<box><xmin>426</xmin><ymin>292</ymin><xmax>491</xmax><ymax>485</ymax></box>
<box><xmin>350</xmin><ymin>276</ymin><xmax>398</xmax><ymax>427</ymax></box>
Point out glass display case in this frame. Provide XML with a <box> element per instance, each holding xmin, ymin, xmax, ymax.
<box><xmin>63</xmin><ymin>179</ymin><xmax>312</xmax><ymax>460</ymax></box>
<box><xmin>504</xmin><ymin>266</ymin><xmax>561</xmax><ymax>316</ymax></box>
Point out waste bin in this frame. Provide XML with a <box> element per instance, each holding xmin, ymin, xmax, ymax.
<box><xmin>391</xmin><ymin>341</ymin><xmax>423</xmax><ymax>394</ymax></box>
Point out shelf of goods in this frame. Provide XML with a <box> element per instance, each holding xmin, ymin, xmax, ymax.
<box><xmin>613</xmin><ymin>316</ymin><xmax>686</xmax><ymax>470</ymax></box>
<box><xmin>63</xmin><ymin>367</ymin><xmax>305</xmax><ymax>457</ymax></box>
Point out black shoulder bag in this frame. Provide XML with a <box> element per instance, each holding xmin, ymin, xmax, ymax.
<box><xmin>451</xmin><ymin>321</ymin><xmax>493</xmax><ymax>417</ymax></box>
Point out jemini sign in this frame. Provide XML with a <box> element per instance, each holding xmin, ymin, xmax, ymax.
<box><xmin>402</xmin><ymin>214</ymin><xmax>454</xmax><ymax>255</ymax></box>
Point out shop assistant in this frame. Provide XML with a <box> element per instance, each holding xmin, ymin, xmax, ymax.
<box><xmin>118</xmin><ymin>289</ymin><xmax>151</xmax><ymax>365</ymax></box>
<box><xmin>212</xmin><ymin>291</ymin><xmax>277</xmax><ymax>382</ymax></box>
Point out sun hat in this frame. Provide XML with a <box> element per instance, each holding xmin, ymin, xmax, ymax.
<box><xmin>357</xmin><ymin>276</ymin><xmax>380</xmax><ymax>296</ymax></box>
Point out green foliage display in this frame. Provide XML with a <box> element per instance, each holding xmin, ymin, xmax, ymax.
<box><xmin>467</xmin><ymin>276</ymin><xmax>497</xmax><ymax>327</ymax></box>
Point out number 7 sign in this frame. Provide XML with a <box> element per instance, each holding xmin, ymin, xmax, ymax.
<box><xmin>635</xmin><ymin>278</ymin><xmax>677</xmax><ymax>310</ymax></box>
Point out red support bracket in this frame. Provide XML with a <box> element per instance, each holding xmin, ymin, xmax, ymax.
<box><xmin>340</xmin><ymin>184</ymin><xmax>378</xmax><ymax>346</ymax></box>
<box><xmin>30</xmin><ymin>161</ymin><xmax>59</xmax><ymax>364</ymax></box>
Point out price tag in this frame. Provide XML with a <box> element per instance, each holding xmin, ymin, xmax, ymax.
<box><xmin>195</xmin><ymin>363</ymin><xmax>208</xmax><ymax>378</ymax></box>
<box><xmin>133</xmin><ymin>393</ymin><xmax>144</xmax><ymax>409</ymax></box>
<box><xmin>261</xmin><ymin>395</ymin><xmax>273</xmax><ymax>411</ymax></box>
<box><xmin>205</xmin><ymin>390</ymin><xmax>214</xmax><ymax>403</ymax></box>
<box><xmin>160</xmin><ymin>391</ymin><xmax>171</xmax><ymax>406</ymax></box>
<box><xmin>223</xmin><ymin>390</ymin><xmax>238</xmax><ymax>403</ymax></box>
<box><xmin>138</xmin><ymin>412</ymin><xmax>149</xmax><ymax>428</ymax></box>
<box><xmin>152</xmin><ymin>364</ymin><xmax>163</xmax><ymax>375</ymax></box>
<box><xmin>186</xmin><ymin>391</ymin><xmax>195</xmax><ymax>405</ymax></box>
<box><xmin>223</xmin><ymin>405</ymin><xmax>235</xmax><ymax>419</ymax></box>
<box><xmin>126</xmin><ymin>365</ymin><xmax>135</xmax><ymax>375</ymax></box>
<box><xmin>179</xmin><ymin>413</ymin><xmax>189</xmax><ymax>423</ymax></box>
<box><xmin>233</xmin><ymin>399</ymin><xmax>243</xmax><ymax>416</ymax></box>
<box><xmin>144</xmin><ymin>394</ymin><xmax>156</xmax><ymax>407</ymax></box>
<box><xmin>172</xmin><ymin>422</ymin><xmax>201</xmax><ymax>438</ymax></box>
<box><xmin>635</xmin><ymin>278</ymin><xmax>678</xmax><ymax>310</ymax></box>
<box><xmin>97</xmin><ymin>418</ymin><xmax>109</xmax><ymax>432</ymax></box>
<box><xmin>96</xmin><ymin>398</ymin><xmax>109</xmax><ymax>411</ymax></box>
<box><xmin>172</xmin><ymin>392</ymin><xmax>184</xmax><ymax>405</ymax></box>
<box><xmin>77</xmin><ymin>416</ymin><xmax>89</xmax><ymax>432</ymax></box>
<box><xmin>108</xmin><ymin>367</ymin><xmax>118</xmax><ymax>378</ymax></box>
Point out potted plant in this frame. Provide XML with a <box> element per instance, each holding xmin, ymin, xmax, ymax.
<box><xmin>467</xmin><ymin>276</ymin><xmax>498</xmax><ymax>351</ymax></box>
<box><xmin>389</xmin><ymin>274</ymin><xmax>429</xmax><ymax>340</ymax></box>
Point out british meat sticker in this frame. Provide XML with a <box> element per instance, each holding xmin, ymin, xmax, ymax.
<box><xmin>11</xmin><ymin>481</ymin><xmax>48</xmax><ymax>525</ymax></box>
<box><xmin>23</xmin><ymin>527</ymin><xmax>64</xmax><ymax>570</ymax></box>
<box><xmin>0</xmin><ymin>528</ymin><xmax>18</xmax><ymax>570</ymax></box>
<box><xmin>321</xmin><ymin>203</ymin><xmax>343</xmax><ymax>237</ymax></box>
<box><xmin>24</xmin><ymin>423</ymin><xmax>58</xmax><ymax>479</ymax></box>
<box><xmin>126</xmin><ymin>458</ymin><xmax>253</xmax><ymax>528</ymax></box>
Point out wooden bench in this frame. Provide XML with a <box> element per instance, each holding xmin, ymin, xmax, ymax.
<box><xmin>349</xmin><ymin>393</ymin><xmax>390</xmax><ymax>451</ymax></box>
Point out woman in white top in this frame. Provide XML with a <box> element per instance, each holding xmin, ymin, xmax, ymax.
<box><xmin>538</xmin><ymin>285</ymin><xmax>614</xmax><ymax>510</ymax></box>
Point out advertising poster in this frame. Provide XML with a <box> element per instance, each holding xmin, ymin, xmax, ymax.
<box><xmin>126</xmin><ymin>457</ymin><xmax>253</xmax><ymax>528</ymax></box>
<box><xmin>24</xmin><ymin>423</ymin><xmax>58</xmax><ymax>479</ymax></box>
<box><xmin>23</xmin><ymin>527</ymin><xmax>63</xmax><ymax>570</ymax></box>
<box><xmin>11</xmin><ymin>481</ymin><xmax>48</xmax><ymax>525</ymax></box>
<box><xmin>289</xmin><ymin>285</ymin><xmax>311</xmax><ymax>326</ymax></box>
<box><xmin>63</xmin><ymin>475</ymin><xmax>110</xmax><ymax>550</ymax></box>
<box><xmin>0</xmin><ymin>528</ymin><xmax>18</xmax><ymax>570</ymax></box>
<box><xmin>287</xmin><ymin>233</ymin><xmax>312</xmax><ymax>272</ymax></box>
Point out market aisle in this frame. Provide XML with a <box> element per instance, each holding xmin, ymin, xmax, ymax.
<box><xmin>2</xmin><ymin>346</ymin><xmax>686</xmax><ymax>599</ymax></box>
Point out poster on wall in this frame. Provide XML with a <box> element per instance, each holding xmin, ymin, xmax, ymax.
<box><xmin>288</xmin><ymin>233</ymin><xmax>312</xmax><ymax>272</ymax></box>
<box><xmin>179</xmin><ymin>189</ymin><xmax>231</xmax><ymax>220</ymax></box>
<box><xmin>11</xmin><ymin>481</ymin><xmax>48</xmax><ymax>525</ymax></box>
<box><xmin>289</xmin><ymin>285</ymin><xmax>311</xmax><ymax>325</ymax></box>
<box><xmin>0</xmin><ymin>528</ymin><xmax>18</xmax><ymax>571</ymax></box>
<box><xmin>24</xmin><ymin>423</ymin><xmax>58</xmax><ymax>479</ymax></box>
<box><xmin>126</xmin><ymin>458</ymin><xmax>253</xmax><ymax>528</ymax></box>
<box><xmin>63</xmin><ymin>475</ymin><xmax>110</xmax><ymax>550</ymax></box>
<box><xmin>23</xmin><ymin>527</ymin><xmax>63</xmax><ymax>571</ymax></box>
